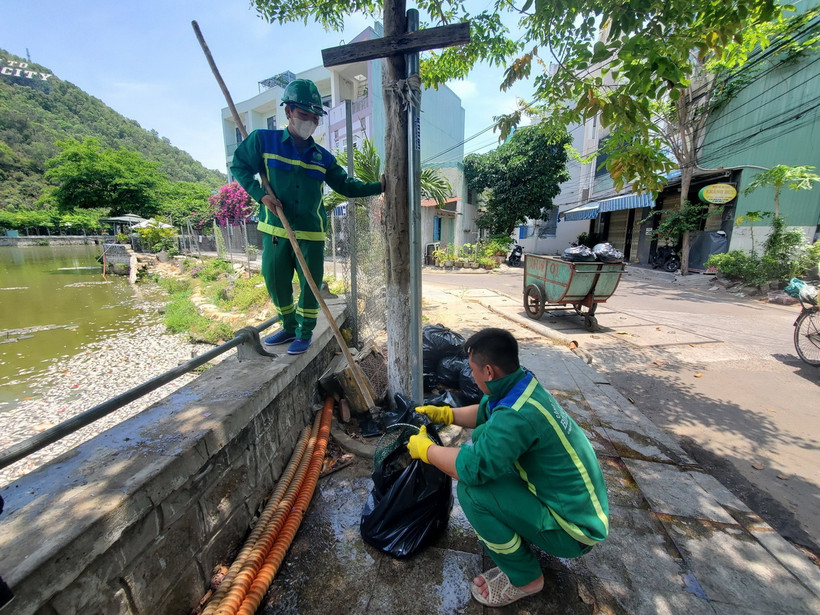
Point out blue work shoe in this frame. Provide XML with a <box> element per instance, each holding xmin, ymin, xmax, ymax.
<box><xmin>263</xmin><ymin>329</ymin><xmax>296</xmax><ymax>346</ymax></box>
<box><xmin>287</xmin><ymin>338</ymin><xmax>312</xmax><ymax>355</ymax></box>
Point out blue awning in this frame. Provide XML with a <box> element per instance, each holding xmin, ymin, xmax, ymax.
<box><xmin>560</xmin><ymin>203</ymin><xmax>600</xmax><ymax>221</ymax></box>
<box><xmin>597</xmin><ymin>192</ymin><xmax>656</xmax><ymax>213</ymax></box>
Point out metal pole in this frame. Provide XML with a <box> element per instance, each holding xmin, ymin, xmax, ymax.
<box><xmin>407</xmin><ymin>9</ymin><xmax>423</xmax><ymax>402</ymax></box>
<box><xmin>243</xmin><ymin>219</ymin><xmax>251</xmax><ymax>277</ymax></box>
<box><xmin>345</xmin><ymin>99</ymin><xmax>359</xmax><ymax>347</ymax></box>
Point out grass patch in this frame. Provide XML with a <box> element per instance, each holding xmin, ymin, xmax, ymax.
<box><xmin>153</xmin><ymin>257</ymin><xmax>270</xmax><ymax>344</ymax></box>
<box><xmin>164</xmin><ymin>295</ymin><xmax>233</xmax><ymax>344</ymax></box>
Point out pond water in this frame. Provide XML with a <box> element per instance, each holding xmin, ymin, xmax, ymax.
<box><xmin>0</xmin><ymin>244</ymin><xmax>159</xmax><ymax>407</ymax></box>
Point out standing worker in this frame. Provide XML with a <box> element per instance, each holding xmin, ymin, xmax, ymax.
<box><xmin>231</xmin><ymin>78</ymin><xmax>385</xmax><ymax>355</ymax></box>
<box><xmin>407</xmin><ymin>328</ymin><xmax>609</xmax><ymax>608</ymax></box>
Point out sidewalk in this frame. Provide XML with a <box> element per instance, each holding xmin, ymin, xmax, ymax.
<box><xmin>256</xmin><ymin>285</ymin><xmax>820</xmax><ymax>614</ymax></box>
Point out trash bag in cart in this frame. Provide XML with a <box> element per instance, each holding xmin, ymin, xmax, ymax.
<box><xmin>562</xmin><ymin>245</ymin><xmax>596</xmax><ymax>262</ymax></box>
<box><xmin>360</xmin><ymin>422</ymin><xmax>453</xmax><ymax>558</ymax></box>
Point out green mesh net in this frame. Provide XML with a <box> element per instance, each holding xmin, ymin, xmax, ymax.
<box><xmin>372</xmin><ymin>423</ymin><xmax>420</xmax><ymax>469</ymax></box>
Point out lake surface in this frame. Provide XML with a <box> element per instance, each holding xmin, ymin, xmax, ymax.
<box><xmin>0</xmin><ymin>244</ymin><xmax>159</xmax><ymax>407</ymax></box>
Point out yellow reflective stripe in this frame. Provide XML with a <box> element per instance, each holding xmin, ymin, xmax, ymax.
<box><xmin>258</xmin><ymin>220</ymin><xmax>276</xmax><ymax>235</ymax></box>
<box><xmin>531</xmin><ymin>398</ymin><xmax>609</xmax><ymax>537</ymax></box>
<box><xmin>511</xmin><ymin>377</ymin><xmax>537</xmax><ymax>411</ymax></box>
<box><xmin>296</xmin><ymin>307</ymin><xmax>319</xmax><ymax>318</ymax></box>
<box><xmin>270</xmin><ymin>227</ymin><xmax>325</xmax><ymax>241</ymax></box>
<box><xmin>514</xmin><ymin>461</ymin><xmax>538</xmax><ymax>496</ymax></box>
<box><xmin>474</xmin><ymin>531</ymin><xmax>522</xmax><ymax>555</ymax></box>
<box><xmin>277</xmin><ymin>303</ymin><xmax>296</xmax><ymax>315</ymax></box>
<box><xmin>263</xmin><ymin>152</ymin><xmax>327</xmax><ymax>176</ymax></box>
<box><xmin>548</xmin><ymin>509</ymin><xmax>601</xmax><ymax>546</ymax></box>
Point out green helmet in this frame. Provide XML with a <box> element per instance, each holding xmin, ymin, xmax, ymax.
<box><xmin>281</xmin><ymin>79</ymin><xmax>326</xmax><ymax>116</ymax></box>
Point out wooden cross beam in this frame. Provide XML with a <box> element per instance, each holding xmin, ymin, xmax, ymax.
<box><xmin>322</xmin><ymin>22</ymin><xmax>469</xmax><ymax>66</ymax></box>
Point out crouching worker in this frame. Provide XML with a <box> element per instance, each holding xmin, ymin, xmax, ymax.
<box><xmin>231</xmin><ymin>78</ymin><xmax>384</xmax><ymax>355</ymax></box>
<box><xmin>407</xmin><ymin>328</ymin><xmax>609</xmax><ymax>608</ymax></box>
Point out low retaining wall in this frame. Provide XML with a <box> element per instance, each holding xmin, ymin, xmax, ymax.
<box><xmin>0</xmin><ymin>235</ymin><xmax>111</xmax><ymax>247</ymax></box>
<box><xmin>102</xmin><ymin>243</ymin><xmax>140</xmax><ymax>283</ymax></box>
<box><xmin>0</xmin><ymin>300</ymin><xmax>347</xmax><ymax>614</ymax></box>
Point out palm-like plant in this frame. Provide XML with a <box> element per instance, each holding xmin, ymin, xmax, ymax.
<box><xmin>324</xmin><ymin>138</ymin><xmax>451</xmax><ymax>208</ymax></box>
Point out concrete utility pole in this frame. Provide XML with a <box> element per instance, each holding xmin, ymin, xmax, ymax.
<box><xmin>322</xmin><ymin>2</ymin><xmax>469</xmax><ymax>401</ymax></box>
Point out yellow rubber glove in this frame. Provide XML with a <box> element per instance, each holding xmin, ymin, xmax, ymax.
<box><xmin>415</xmin><ymin>404</ymin><xmax>454</xmax><ymax>426</ymax></box>
<box><xmin>407</xmin><ymin>425</ymin><xmax>434</xmax><ymax>463</ymax></box>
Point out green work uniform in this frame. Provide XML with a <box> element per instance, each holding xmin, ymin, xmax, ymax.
<box><xmin>231</xmin><ymin>128</ymin><xmax>382</xmax><ymax>339</ymax></box>
<box><xmin>455</xmin><ymin>368</ymin><xmax>609</xmax><ymax>587</ymax></box>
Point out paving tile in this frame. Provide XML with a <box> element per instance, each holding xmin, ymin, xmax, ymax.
<box><xmin>657</xmin><ymin>515</ymin><xmax>820</xmax><ymax>614</ymax></box>
<box><xmin>624</xmin><ymin>460</ymin><xmax>736</xmax><ymax>523</ymax></box>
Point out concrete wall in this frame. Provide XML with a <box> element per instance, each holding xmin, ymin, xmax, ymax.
<box><xmin>0</xmin><ymin>235</ymin><xmax>111</xmax><ymax>247</ymax></box>
<box><xmin>0</xmin><ymin>301</ymin><xmax>346</xmax><ymax>615</ymax></box>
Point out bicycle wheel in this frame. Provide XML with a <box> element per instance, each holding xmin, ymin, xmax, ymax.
<box><xmin>794</xmin><ymin>309</ymin><xmax>820</xmax><ymax>366</ymax></box>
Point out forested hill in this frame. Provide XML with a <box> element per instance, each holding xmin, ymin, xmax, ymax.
<box><xmin>0</xmin><ymin>49</ymin><xmax>226</xmax><ymax>210</ymax></box>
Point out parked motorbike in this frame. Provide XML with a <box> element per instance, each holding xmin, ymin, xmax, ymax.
<box><xmin>507</xmin><ymin>243</ymin><xmax>524</xmax><ymax>267</ymax></box>
<box><xmin>650</xmin><ymin>244</ymin><xmax>681</xmax><ymax>272</ymax></box>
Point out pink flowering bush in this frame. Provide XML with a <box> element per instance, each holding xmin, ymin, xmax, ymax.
<box><xmin>209</xmin><ymin>182</ymin><xmax>254</xmax><ymax>225</ymax></box>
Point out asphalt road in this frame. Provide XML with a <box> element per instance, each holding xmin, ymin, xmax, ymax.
<box><xmin>423</xmin><ymin>265</ymin><xmax>820</xmax><ymax>559</ymax></box>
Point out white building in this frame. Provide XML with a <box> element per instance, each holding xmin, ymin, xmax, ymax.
<box><xmin>221</xmin><ymin>23</ymin><xmax>478</xmax><ymax>261</ymax></box>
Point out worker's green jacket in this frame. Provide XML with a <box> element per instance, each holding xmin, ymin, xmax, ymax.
<box><xmin>455</xmin><ymin>367</ymin><xmax>610</xmax><ymax>547</ymax></box>
<box><xmin>230</xmin><ymin>129</ymin><xmax>382</xmax><ymax>241</ymax></box>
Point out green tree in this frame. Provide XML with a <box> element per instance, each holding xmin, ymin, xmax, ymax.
<box><xmin>464</xmin><ymin>126</ymin><xmax>569</xmax><ymax>235</ymax></box>
<box><xmin>42</xmin><ymin>138</ymin><xmax>165</xmax><ymax>217</ymax></box>
<box><xmin>157</xmin><ymin>181</ymin><xmax>216</xmax><ymax>227</ymax></box>
<box><xmin>743</xmin><ymin>165</ymin><xmax>820</xmax><ymax>217</ymax></box>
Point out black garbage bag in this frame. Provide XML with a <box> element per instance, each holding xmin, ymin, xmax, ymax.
<box><xmin>592</xmin><ymin>242</ymin><xmax>624</xmax><ymax>263</ymax></box>
<box><xmin>562</xmin><ymin>245</ymin><xmax>596</xmax><ymax>262</ymax></box>
<box><xmin>422</xmin><ymin>324</ymin><xmax>466</xmax><ymax>373</ymax></box>
<box><xmin>361</xmin><ymin>426</ymin><xmax>453</xmax><ymax>558</ymax></box>
<box><xmin>458</xmin><ymin>361</ymin><xmax>484</xmax><ymax>405</ymax></box>
<box><xmin>436</xmin><ymin>354</ymin><xmax>465</xmax><ymax>389</ymax></box>
<box><xmin>423</xmin><ymin>390</ymin><xmax>461</xmax><ymax>408</ymax></box>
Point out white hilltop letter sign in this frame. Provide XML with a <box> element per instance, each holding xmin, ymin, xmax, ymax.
<box><xmin>0</xmin><ymin>58</ymin><xmax>53</xmax><ymax>81</ymax></box>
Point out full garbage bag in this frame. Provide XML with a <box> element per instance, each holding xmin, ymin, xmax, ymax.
<box><xmin>562</xmin><ymin>245</ymin><xmax>596</xmax><ymax>262</ymax></box>
<box><xmin>436</xmin><ymin>354</ymin><xmax>464</xmax><ymax>389</ymax></box>
<box><xmin>422</xmin><ymin>324</ymin><xmax>466</xmax><ymax>388</ymax></box>
<box><xmin>458</xmin><ymin>360</ymin><xmax>484</xmax><ymax>405</ymax></box>
<box><xmin>592</xmin><ymin>242</ymin><xmax>624</xmax><ymax>263</ymax></box>
<box><xmin>360</xmin><ymin>426</ymin><xmax>453</xmax><ymax>558</ymax></box>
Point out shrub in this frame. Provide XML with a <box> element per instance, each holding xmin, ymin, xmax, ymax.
<box><xmin>196</xmin><ymin>258</ymin><xmax>233</xmax><ymax>282</ymax></box>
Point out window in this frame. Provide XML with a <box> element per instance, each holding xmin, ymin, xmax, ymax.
<box><xmin>266</xmin><ymin>116</ymin><xmax>276</xmax><ymax>130</ymax></box>
<box><xmin>235</xmin><ymin>127</ymin><xmax>243</xmax><ymax>144</ymax></box>
<box><xmin>595</xmin><ymin>135</ymin><xmax>611</xmax><ymax>178</ymax></box>
<box><xmin>538</xmin><ymin>208</ymin><xmax>558</xmax><ymax>237</ymax></box>
<box><xmin>433</xmin><ymin>216</ymin><xmax>441</xmax><ymax>241</ymax></box>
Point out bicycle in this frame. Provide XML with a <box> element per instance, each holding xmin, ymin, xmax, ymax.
<box><xmin>794</xmin><ymin>295</ymin><xmax>820</xmax><ymax>366</ymax></box>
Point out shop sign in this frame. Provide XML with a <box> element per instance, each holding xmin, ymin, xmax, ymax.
<box><xmin>698</xmin><ymin>183</ymin><xmax>737</xmax><ymax>204</ymax></box>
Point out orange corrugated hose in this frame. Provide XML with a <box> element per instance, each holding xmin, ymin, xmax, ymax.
<box><xmin>204</xmin><ymin>396</ymin><xmax>334</xmax><ymax>615</ymax></box>
<box><xmin>235</xmin><ymin>396</ymin><xmax>334</xmax><ymax>615</ymax></box>
<box><xmin>201</xmin><ymin>426</ymin><xmax>312</xmax><ymax>615</ymax></box>
<box><xmin>213</xmin><ymin>409</ymin><xmax>323</xmax><ymax>615</ymax></box>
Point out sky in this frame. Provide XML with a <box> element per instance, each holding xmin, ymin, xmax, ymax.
<box><xmin>1</xmin><ymin>0</ymin><xmax>536</xmax><ymax>173</ymax></box>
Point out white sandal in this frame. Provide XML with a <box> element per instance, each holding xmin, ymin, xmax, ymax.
<box><xmin>470</xmin><ymin>567</ymin><xmax>541</xmax><ymax>608</ymax></box>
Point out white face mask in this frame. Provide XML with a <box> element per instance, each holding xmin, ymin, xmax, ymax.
<box><xmin>289</xmin><ymin>116</ymin><xmax>317</xmax><ymax>140</ymax></box>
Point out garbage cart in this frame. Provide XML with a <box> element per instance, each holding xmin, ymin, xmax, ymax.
<box><xmin>523</xmin><ymin>254</ymin><xmax>625</xmax><ymax>331</ymax></box>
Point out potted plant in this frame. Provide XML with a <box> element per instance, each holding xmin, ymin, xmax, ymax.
<box><xmin>431</xmin><ymin>248</ymin><xmax>446</xmax><ymax>267</ymax></box>
<box><xmin>443</xmin><ymin>244</ymin><xmax>456</xmax><ymax>268</ymax></box>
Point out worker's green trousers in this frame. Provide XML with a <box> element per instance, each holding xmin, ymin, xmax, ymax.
<box><xmin>457</xmin><ymin>474</ymin><xmax>590</xmax><ymax>587</ymax></box>
<box><xmin>261</xmin><ymin>233</ymin><xmax>325</xmax><ymax>340</ymax></box>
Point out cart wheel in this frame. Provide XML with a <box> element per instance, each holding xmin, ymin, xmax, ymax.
<box><xmin>584</xmin><ymin>314</ymin><xmax>599</xmax><ymax>332</ymax></box>
<box><xmin>524</xmin><ymin>284</ymin><xmax>545</xmax><ymax>320</ymax></box>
